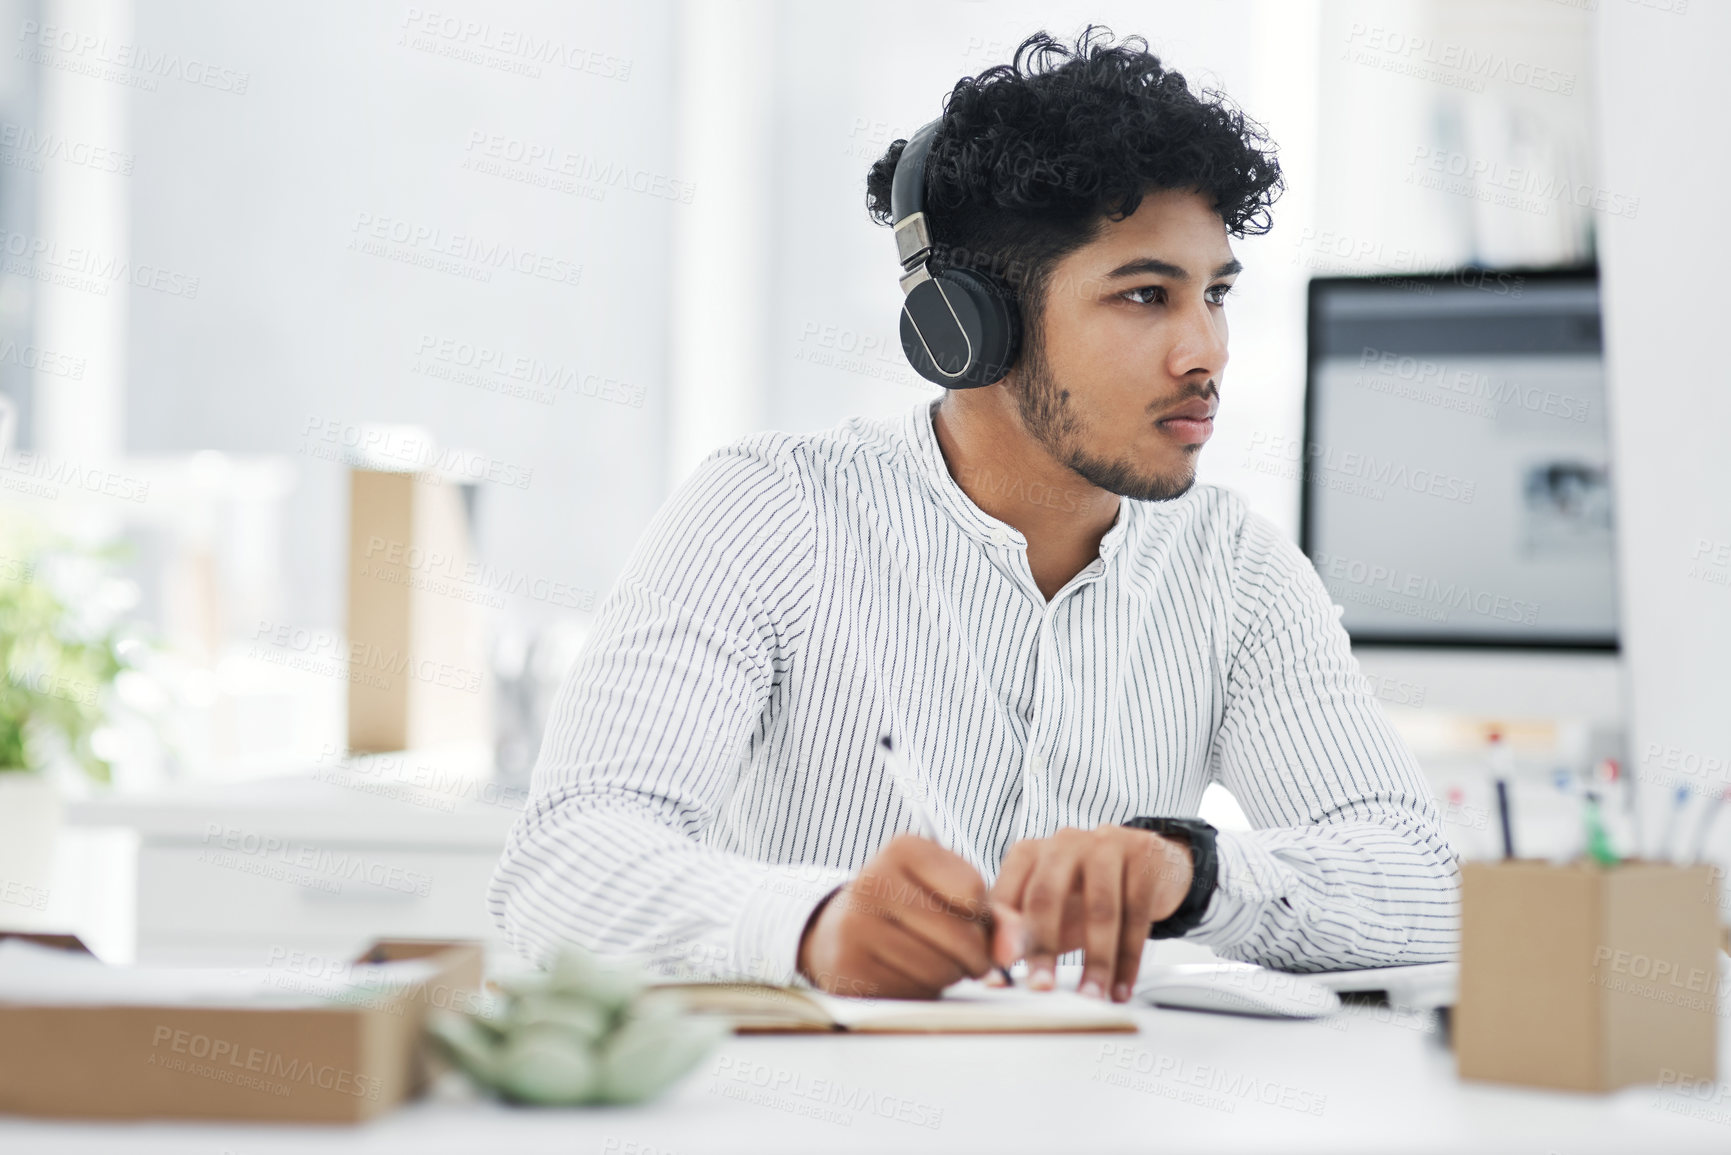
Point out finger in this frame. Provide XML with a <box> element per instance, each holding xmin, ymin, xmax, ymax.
<box><xmin>1115</xmin><ymin>843</ymin><xmax>1158</xmax><ymax>1002</ymax></box>
<box><xmin>893</xmin><ymin>835</ymin><xmax>991</xmax><ymax>920</ymax></box>
<box><xmin>891</xmin><ymin>847</ymin><xmax>995</xmax><ymax>978</ymax></box>
<box><xmin>1078</xmin><ymin>843</ymin><xmax>1126</xmax><ymax>1000</ymax></box>
<box><xmin>892</xmin><ymin>895</ymin><xmax>994</xmax><ymax>979</ymax></box>
<box><xmin>989</xmin><ymin>839</ymin><xmax>1039</xmax><ymax>909</ymax></box>
<box><xmin>1055</xmin><ymin>890</ymin><xmax>1089</xmax><ymax>955</ymax></box>
<box><xmin>842</xmin><ymin>840</ymin><xmax>953</xmax><ymax>925</ymax></box>
<box><xmin>863</xmin><ymin>921</ymin><xmax>972</xmax><ymax>997</ymax></box>
<box><xmin>1021</xmin><ymin>837</ymin><xmax>1088</xmax><ymax>990</ymax></box>
<box><xmin>988</xmin><ymin>902</ymin><xmax>1026</xmax><ymax>970</ymax></box>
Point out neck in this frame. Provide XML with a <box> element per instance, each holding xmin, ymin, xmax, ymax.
<box><xmin>931</xmin><ymin>390</ymin><xmax>1121</xmax><ymax>600</ymax></box>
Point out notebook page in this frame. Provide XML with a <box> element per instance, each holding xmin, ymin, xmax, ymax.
<box><xmin>811</xmin><ymin>978</ymin><xmax>1138</xmax><ymax>1033</ymax></box>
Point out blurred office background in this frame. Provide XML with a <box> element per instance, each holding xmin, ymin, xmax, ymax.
<box><xmin>0</xmin><ymin>0</ymin><xmax>1724</xmax><ymax>966</ymax></box>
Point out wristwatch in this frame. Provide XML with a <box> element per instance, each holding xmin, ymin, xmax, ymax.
<box><xmin>1121</xmin><ymin>817</ymin><xmax>1218</xmax><ymax>939</ymax></box>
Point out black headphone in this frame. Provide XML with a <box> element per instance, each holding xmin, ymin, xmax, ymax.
<box><xmin>891</xmin><ymin>119</ymin><xmax>1022</xmax><ymax>388</ymax></box>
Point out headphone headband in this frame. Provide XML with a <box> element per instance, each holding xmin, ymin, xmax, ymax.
<box><xmin>891</xmin><ymin>120</ymin><xmax>941</xmax><ymax>273</ymax></box>
<box><xmin>890</xmin><ymin>120</ymin><xmax>939</xmax><ymax>225</ymax></box>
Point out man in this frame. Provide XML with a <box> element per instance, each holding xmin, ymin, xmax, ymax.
<box><xmin>489</xmin><ymin>28</ymin><xmax>1459</xmax><ymax>1005</ymax></box>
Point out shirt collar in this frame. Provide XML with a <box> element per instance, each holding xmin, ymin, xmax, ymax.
<box><xmin>898</xmin><ymin>398</ymin><xmax>1136</xmax><ymax>562</ymax></box>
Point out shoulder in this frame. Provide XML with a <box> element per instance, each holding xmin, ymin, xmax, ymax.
<box><xmin>1135</xmin><ymin>484</ymin><xmax>1325</xmax><ymax>611</ymax></box>
<box><xmin>1136</xmin><ymin>483</ymin><xmax>1266</xmax><ymax>562</ymax></box>
<box><xmin>1181</xmin><ymin>485</ymin><xmax>1309</xmax><ymax>571</ymax></box>
<box><xmin>678</xmin><ymin>406</ymin><xmax>911</xmax><ymax>506</ymax></box>
<box><xmin>651</xmin><ymin>409</ymin><xmax>908</xmax><ymax>551</ymax></box>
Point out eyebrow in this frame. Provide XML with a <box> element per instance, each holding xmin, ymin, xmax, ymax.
<box><xmin>1103</xmin><ymin>257</ymin><xmax>1243</xmax><ymax>281</ymax></box>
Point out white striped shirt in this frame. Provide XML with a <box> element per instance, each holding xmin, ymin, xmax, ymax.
<box><xmin>488</xmin><ymin>398</ymin><xmax>1461</xmax><ymax>983</ymax></box>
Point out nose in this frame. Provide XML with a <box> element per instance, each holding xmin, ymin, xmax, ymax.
<box><xmin>1166</xmin><ymin>296</ymin><xmax>1229</xmax><ymax>383</ymax></box>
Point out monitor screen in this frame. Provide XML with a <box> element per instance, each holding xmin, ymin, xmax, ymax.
<box><xmin>1301</xmin><ymin>271</ymin><xmax>1618</xmax><ymax>648</ymax></box>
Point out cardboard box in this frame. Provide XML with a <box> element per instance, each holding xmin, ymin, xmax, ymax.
<box><xmin>1455</xmin><ymin>860</ymin><xmax>1721</xmax><ymax>1092</ymax></box>
<box><xmin>0</xmin><ymin>937</ymin><xmax>483</xmax><ymax>1123</ymax></box>
<box><xmin>347</xmin><ymin>468</ymin><xmax>492</xmax><ymax>753</ymax></box>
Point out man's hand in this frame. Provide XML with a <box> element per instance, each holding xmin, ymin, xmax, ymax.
<box><xmin>989</xmin><ymin>826</ymin><xmax>1192</xmax><ymax>1002</ymax></box>
<box><xmin>797</xmin><ymin>835</ymin><xmax>1024</xmax><ymax>999</ymax></box>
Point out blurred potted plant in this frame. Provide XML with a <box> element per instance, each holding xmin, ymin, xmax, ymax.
<box><xmin>0</xmin><ymin>519</ymin><xmax>142</xmax><ymax>925</ymax></box>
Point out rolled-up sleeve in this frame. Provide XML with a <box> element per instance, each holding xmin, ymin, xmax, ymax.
<box><xmin>487</xmin><ymin>438</ymin><xmax>851</xmax><ymax>984</ymax></box>
<box><xmin>1189</xmin><ymin>512</ymin><xmax>1461</xmax><ymax>970</ymax></box>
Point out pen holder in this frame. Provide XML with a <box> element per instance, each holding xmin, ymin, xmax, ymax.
<box><xmin>1455</xmin><ymin>860</ymin><xmax>1721</xmax><ymax>1092</ymax></box>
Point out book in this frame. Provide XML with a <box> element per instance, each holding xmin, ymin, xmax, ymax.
<box><xmin>641</xmin><ymin>976</ymin><xmax>1139</xmax><ymax>1035</ymax></box>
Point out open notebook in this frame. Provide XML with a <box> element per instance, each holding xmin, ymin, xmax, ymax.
<box><xmin>642</xmin><ymin>976</ymin><xmax>1138</xmax><ymax>1035</ymax></box>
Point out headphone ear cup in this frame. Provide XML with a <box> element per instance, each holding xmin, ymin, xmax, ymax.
<box><xmin>899</xmin><ymin>268</ymin><xmax>1022</xmax><ymax>389</ymax></box>
<box><xmin>947</xmin><ymin>268</ymin><xmax>1020</xmax><ymax>387</ymax></box>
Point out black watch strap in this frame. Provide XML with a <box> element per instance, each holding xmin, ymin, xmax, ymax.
<box><xmin>1121</xmin><ymin>817</ymin><xmax>1219</xmax><ymax>940</ymax></box>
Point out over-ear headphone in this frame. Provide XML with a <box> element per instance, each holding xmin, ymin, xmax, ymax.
<box><xmin>891</xmin><ymin>119</ymin><xmax>1022</xmax><ymax>388</ymax></box>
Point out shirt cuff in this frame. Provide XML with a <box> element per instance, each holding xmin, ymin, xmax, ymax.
<box><xmin>731</xmin><ymin>865</ymin><xmax>853</xmax><ymax>986</ymax></box>
<box><xmin>1188</xmin><ymin>830</ymin><xmax>1282</xmax><ymax>951</ymax></box>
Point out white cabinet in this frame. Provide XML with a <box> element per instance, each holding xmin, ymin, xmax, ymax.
<box><xmin>133</xmin><ymin>843</ymin><xmax>507</xmax><ymax>966</ymax></box>
<box><xmin>66</xmin><ymin>772</ymin><xmax>523</xmax><ymax>967</ymax></box>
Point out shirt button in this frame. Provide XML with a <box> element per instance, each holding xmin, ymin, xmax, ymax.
<box><xmin>988</xmin><ymin>527</ymin><xmax>1015</xmax><ymax>547</ymax></box>
<box><xmin>1027</xmin><ymin>753</ymin><xmax>1046</xmax><ymax>777</ymax></box>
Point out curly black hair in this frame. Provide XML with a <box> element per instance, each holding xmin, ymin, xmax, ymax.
<box><xmin>866</xmin><ymin>26</ymin><xmax>1282</xmax><ymax>328</ymax></box>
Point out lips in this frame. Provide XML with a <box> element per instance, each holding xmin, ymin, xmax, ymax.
<box><xmin>1157</xmin><ymin>397</ymin><xmax>1218</xmax><ymax>423</ymax></box>
<box><xmin>1155</xmin><ymin>397</ymin><xmax>1218</xmax><ymax>446</ymax></box>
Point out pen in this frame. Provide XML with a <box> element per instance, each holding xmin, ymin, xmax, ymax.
<box><xmin>878</xmin><ymin>734</ymin><xmax>943</xmax><ymax>842</ymax></box>
<box><xmin>878</xmin><ymin>734</ymin><xmax>1016</xmax><ymax>987</ymax></box>
<box><xmin>1494</xmin><ymin>778</ymin><xmax>1515</xmax><ymax>860</ymax></box>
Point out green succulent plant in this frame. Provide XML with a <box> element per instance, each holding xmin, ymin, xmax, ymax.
<box><xmin>427</xmin><ymin>947</ymin><xmax>727</xmax><ymax>1107</ymax></box>
<box><xmin>0</xmin><ymin>523</ymin><xmax>137</xmax><ymax>782</ymax></box>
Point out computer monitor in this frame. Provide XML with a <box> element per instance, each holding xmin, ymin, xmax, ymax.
<box><xmin>1300</xmin><ymin>269</ymin><xmax>1617</xmax><ymax>649</ymax></box>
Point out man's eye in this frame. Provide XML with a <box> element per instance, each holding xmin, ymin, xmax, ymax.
<box><xmin>1123</xmin><ymin>285</ymin><xmax>1166</xmax><ymax>306</ymax></box>
<box><xmin>1207</xmin><ymin>283</ymin><xmax>1235</xmax><ymax>305</ymax></box>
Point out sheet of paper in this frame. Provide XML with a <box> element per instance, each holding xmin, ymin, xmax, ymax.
<box><xmin>0</xmin><ymin>939</ymin><xmax>439</xmax><ymax>1008</ymax></box>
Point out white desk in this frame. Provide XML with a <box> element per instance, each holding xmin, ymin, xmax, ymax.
<box><xmin>2</xmin><ymin>995</ymin><xmax>1728</xmax><ymax>1155</ymax></box>
<box><xmin>40</xmin><ymin>775</ymin><xmax>1731</xmax><ymax>1151</ymax></box>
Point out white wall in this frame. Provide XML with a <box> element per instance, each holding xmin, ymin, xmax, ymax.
<box><xmin>123</xmin><ymin>2</ymin><xmax>680</xmax><ymax>637</ymax></box>
<box><xmin>1595</xmin><ymin>0</ymin><xmax>1731</xmax><ymax>856</ymax></box>
<box><xmin>665</xmin><ymin>0</ymin><xmax>775</xmax><ymax>487</ymax></box>
<box><xmin>31</xmin><ymin>0</ymin><xmax>130</xmax><ymax>462</ymax></box>
<box><xmin>1314</xmin><ymin>0</ymin><xmax>1598</xmax><ymax>275</ymax></box>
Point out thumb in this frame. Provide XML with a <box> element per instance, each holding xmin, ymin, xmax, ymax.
<box><xmin>989</xmin><ymin>902</ymin><xmax>1027</xmax><ymax>969</ymax></box>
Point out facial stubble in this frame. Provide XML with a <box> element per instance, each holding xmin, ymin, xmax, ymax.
<box><xmin>1008</xmin><ymin>332</ymin><xmax>1204</xmax><ymax>504</ymax></box>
